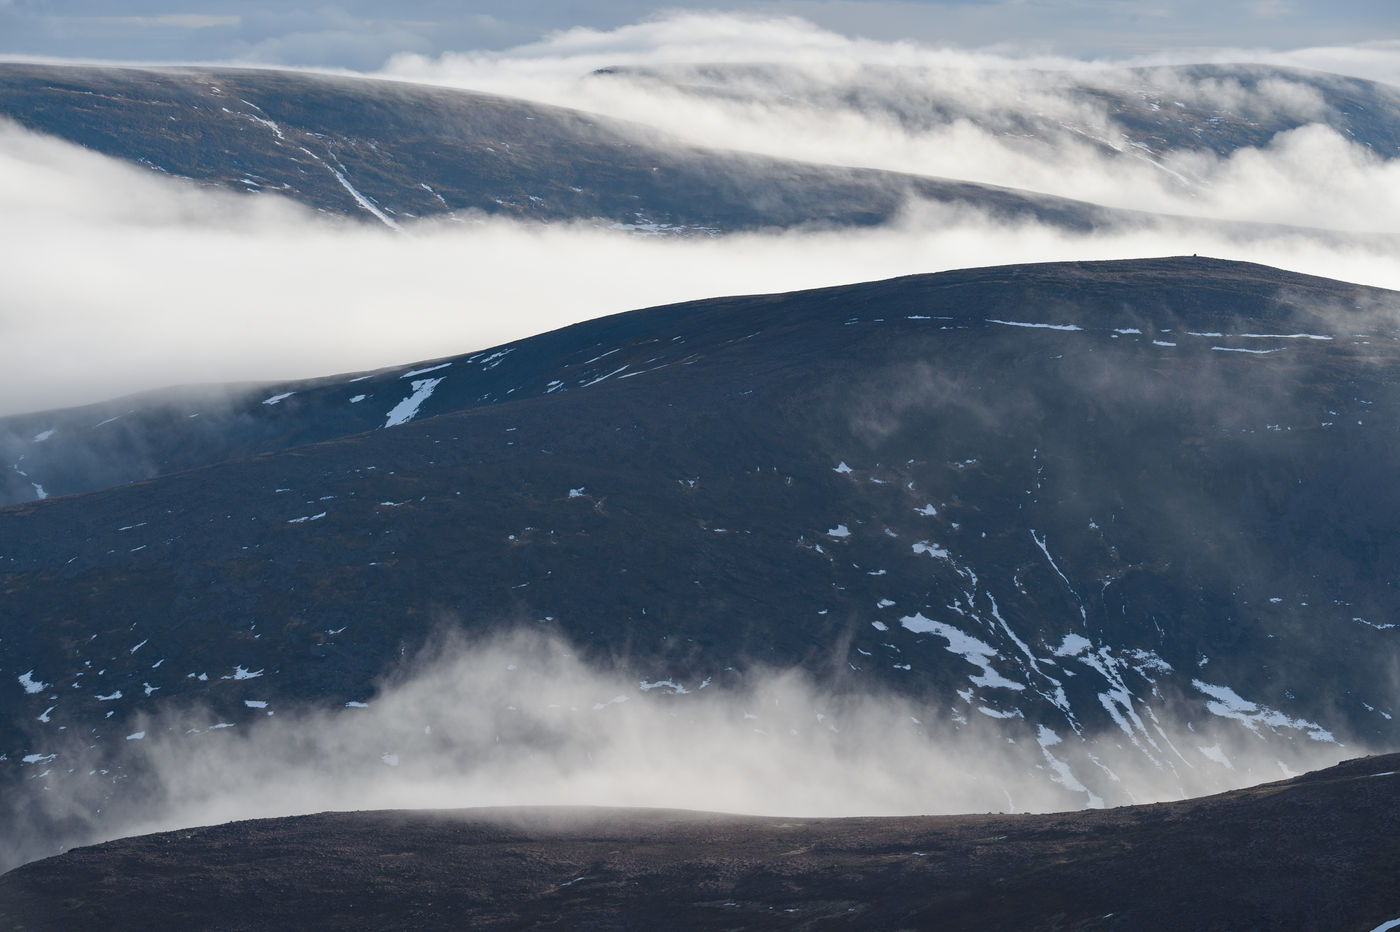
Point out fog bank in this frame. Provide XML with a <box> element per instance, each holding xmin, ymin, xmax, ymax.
<box><xmin>4</xmin><ymin>117</ymin><xmax>1400</xmax><ymax>416</ymax></box>
<box><xmin>4</xmin><ymin>629</ymin><xmax>1362</xmax><ymax>872</ymax></box>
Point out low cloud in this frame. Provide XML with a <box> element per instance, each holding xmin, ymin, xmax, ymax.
<box><xmin>383</xmin><ymin>17</ymin><xmax>1400</xmax><ymax>229</ymax></box>
<box><xmin>3</xmin><ymin>628</ymin><xmax>1360</xmax><ymax>872</ymax></box>
<box><xmin>3</xmin><ymin>112</ymin><xmax>1400</xmax><ymax>416</ymax></box>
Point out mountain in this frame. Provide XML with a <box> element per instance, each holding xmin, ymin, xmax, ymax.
<box><xmin>0</xmin><ymin>63</ymin><xmax>1117</xmax><ymax>232</ymax></box>
<box><xmin>3</xmin><ymin>751</ymin><xmax>1398</xmax><ymax>930</ymax></box>
<box><xmin>3</xmin><ymin>256</ymin><xmax>1399</xmax><ymax>869</ymax></box>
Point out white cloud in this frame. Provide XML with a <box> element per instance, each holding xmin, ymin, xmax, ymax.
<box><xmin>4</xmin><ymin>111</ymin><xmax>1400</xmax><ymax>417</ymax></box>
<box><xmin>11</xmin><ymin>630</ymin><xmax>1357</xmax><ymax>868</ymax></box>
<box><xmin>380</xmin><ymin>14</ymin><xmax>1400</xmax><ymax>224</ymax></box>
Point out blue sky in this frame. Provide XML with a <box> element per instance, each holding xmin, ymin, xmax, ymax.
<box><xmin>1</xmin><ymin>1</ymin><xmax>1397</xmax><ymax>69</ymax></box>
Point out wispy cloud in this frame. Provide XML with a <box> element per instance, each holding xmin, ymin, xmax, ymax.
<box><xmin>2</xmin><ymin>135</ymin><xmax>1399</xmax><ymax>414</ymax></box>
<box><xmin>4</xmin><ymin>629</ymin><xmax>1358</xmax><ymax>871</ymax></box>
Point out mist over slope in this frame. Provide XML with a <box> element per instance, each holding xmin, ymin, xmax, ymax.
<box><xmin>3</xmin><ymin>257</ymin><xmax>1398</xmax><ymax>870</ymax></box>
<box><xmin>570</xmin><ymin>60</ymin><xmax>1400</xmax><ymax>223</ymax></box>
<box><xmin>384</xmin><ymin>15</ymin><xmax>1400</xmax><ymax>232</ymax></box>
<box><xmin>0</xmin><ymin>62</ymin><xmax>1112</xmax><ymax>233</ymax></box>
<box><xmin>5</xmin><ymin>43</ymin><xmax>1400</xmax><ymax>416</ymax></box>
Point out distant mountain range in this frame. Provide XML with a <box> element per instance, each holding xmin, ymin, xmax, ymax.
<box><xmin>4</xmin><ymin>256</ymin><xmax>1399</xmax><ymax>869</ymax></box>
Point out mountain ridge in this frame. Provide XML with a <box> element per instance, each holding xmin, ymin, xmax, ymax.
<box><xmin>3</xmin><ymin>749</ymin><xmax>1398</xmax><ymax>930</ymax></box>
<box><xmin>0</xmin><ymin>62</ymin><xmax>1121</xmax><ymax>233</ymax></box>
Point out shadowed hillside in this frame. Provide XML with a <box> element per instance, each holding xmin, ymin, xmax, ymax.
<box><xmin>3</xmin><ymin>751</ymin><xmax>1398</xmax><ymax>930</ymax></box>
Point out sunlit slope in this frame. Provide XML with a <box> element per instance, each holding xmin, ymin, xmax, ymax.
<box><xmin>0</xmin><ymin>63</ymin><xmax>1114</xmax><ymax>232</ymax></box>
<box><xmin>3</xmin><ymin>257</ymin><xmax>1399</xmax><ymax>834</ymax></box>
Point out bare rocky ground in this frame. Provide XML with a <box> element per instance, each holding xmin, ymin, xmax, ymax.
<box><xmin>2</xmin><ymin>751</ymin><xmax>1398</xmax><ymax>931</ymax></box>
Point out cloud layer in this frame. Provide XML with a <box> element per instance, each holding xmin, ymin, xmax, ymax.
<box><xmin>2</xmin><ymin>141</ymin><xmax>1399</xmax><ymax>413</ymax></box>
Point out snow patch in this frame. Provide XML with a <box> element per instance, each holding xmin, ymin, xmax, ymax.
<box><xmin>900</xmin><ymin>613</ymin><xmax>1024</xmax><ymax>691</ymax></box>
<box><xmin>401</xmin><ymin>362</ymin><xmax>452</xmax><ymax>378</ymax></box>
<box><xmin>639</xmin><ymin>679</ymin><xmax>689</xmax><ymax>694</ymax></box>
<box><xmin>1198</xmin><ymin>744</ymin><xmax>1233</xmax><ymax>769</ymax></box>
<box><xmin>1237</xmin><ymin>333</ymin><xmax>1332</xmax><ymax>340</ymax></box>
<box><xmin>1192</xmin><ymin>680</ymin><xmax>1336</xmax><ymax>742</ymax></box>
<box><xmin>384</xmin><ymin>377</ymin><xmax>445</xmax><ymax>428</ymax></box>
<box><xmin>1037</xmin><ymin>725</ymin><xmax>1103</xmax><ymax>807</ymax></box>
<box><xmin>1054</xmin><ymin>633</ymin><xmax>1092</xmax><ymax>657</ymax></box>
<box><xmin>986</xmin><ymin>319</ymin><xmax>1083</xmax><ymax>331</ymax></box>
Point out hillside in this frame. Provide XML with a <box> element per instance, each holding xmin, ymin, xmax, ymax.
<box><xmin>3</xmin><ymin>751</ymin><xmax>1398</xmax><ymax>930</ymax></box>
<box><xmin>3</xmin><ymin>257</ymin><xmax>1399</xmax><ymax>868</ymax></box>
<box><xmin>0</xmin><ymin>63</ymin><xmax>1114</xmax><ymax>232</ymax></box>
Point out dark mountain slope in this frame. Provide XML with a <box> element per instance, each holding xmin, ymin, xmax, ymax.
<box><xmin>3</xmin><ymin>751</ymin><xmax>1398</xmax><ymax>931</ymax></box>
<box><xmin>0</xmin><ymin>63</ymin><xmax>1113</xmax><ymax>232</ymax></box>
<box><xmin>3</xmin><ymin>257</ymin><xmax>1399</xmax><ymax>860</ymax></box>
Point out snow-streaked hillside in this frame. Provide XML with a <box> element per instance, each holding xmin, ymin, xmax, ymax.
<box><xmin>2</xmin><ymin>257</ymin><xmax>1398</xmax><ymax>869</ymax></box>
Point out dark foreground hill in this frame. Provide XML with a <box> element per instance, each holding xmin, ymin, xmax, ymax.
<box><xmin>3</xmin><ymin>751</ymin><xmax>1398</xmax><ymax>931</ymax></box>
<box><xmin>0</xmin><ymin>63</ymin><xmax>1113</xmax><ymax>233</ymax></box>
